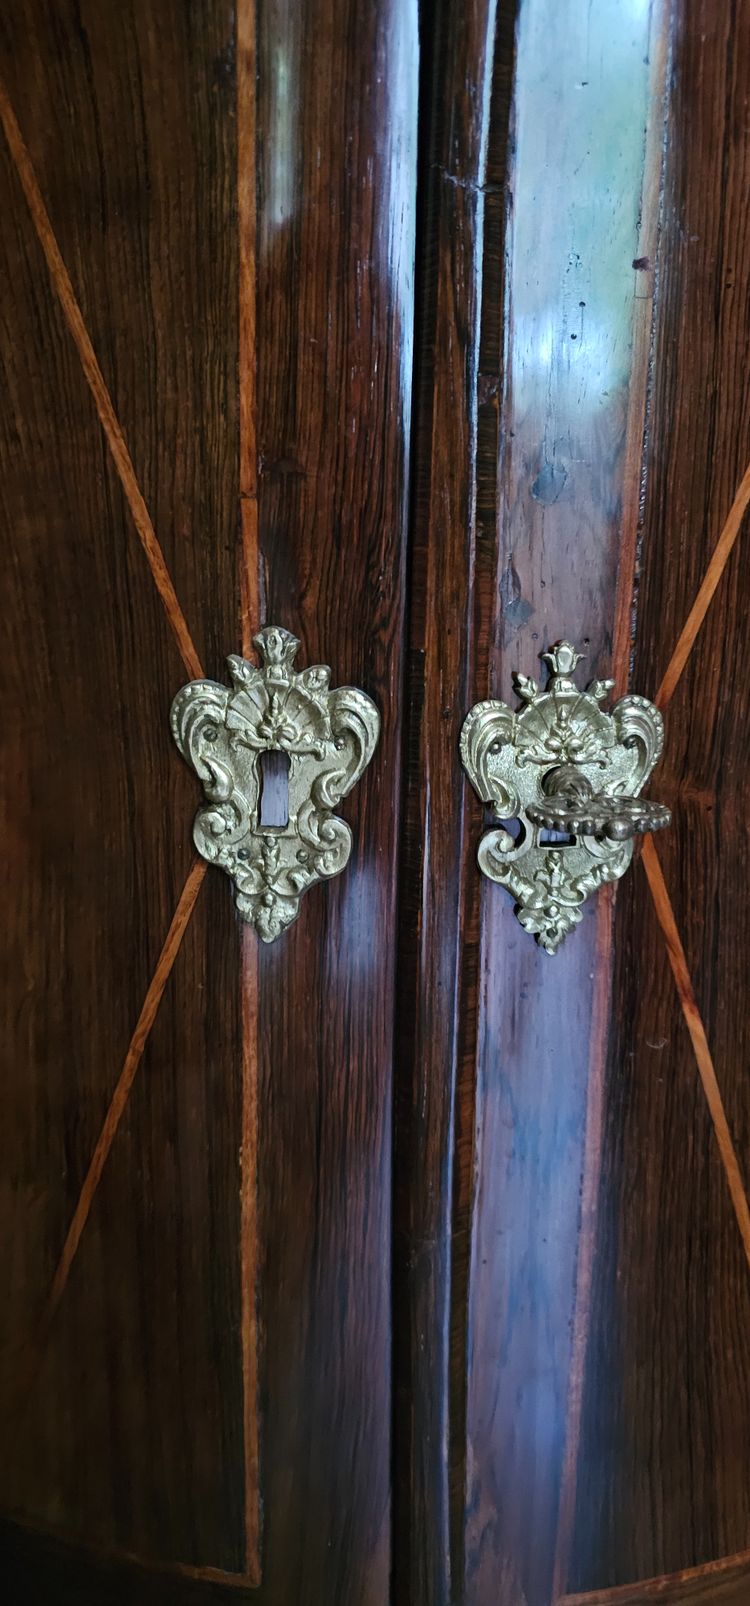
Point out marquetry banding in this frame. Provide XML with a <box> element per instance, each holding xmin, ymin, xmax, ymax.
<box><xmin>656</xmin><ymin>457</ymin><xmax>750</xmax><ymax>711</ymax></box>
<box><xmin>9</xmin><ymin>859</ymin><xmax>207</xmax><ymax>1428</ymax></box>
<box><xmin>558</xmin><ymin>1540</ymin><xmax>750</xmax><ymax>1603</ymax></box>
<box><xmin>555</xmin><ymin>158</ymin><xmax>750</xmax><ymax>1597</ymax></box>
<box><xmin>0</xmin><ymin>76</ymin><xmax>204</xmax><ymax>684</ymax></box>
<box><xmin>639</xmin><ymin>453</ymin><xmax>750</xmax><ymax>1270</ymax></box>
<box><xmin>641</xmin><ymin>836</ymin><xmax>750</xmax><ymax>1270</ymax></box>
<box><xmin>238</xmin><ymin>0</ymin><xmax>260</xmax><ymax>657</ymax></box>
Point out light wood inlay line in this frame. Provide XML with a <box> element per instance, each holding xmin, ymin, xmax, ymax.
<box><xmin>558</xmin><ymin>1540</ymin><xmax>750</xmax><ymax>1602</ymax></box>
<box><xmin>238</xmin><ymin>0</ymin><xmax>260</xmax><ymax>655</ymax></box>
<box><xmin>641</xmin><ymin>835</ymin><xmax>750</xmax><ymax>1271</ymax></box>
<box><xmin>656</xmin><ymin>457</ymin><xmax>750</xmax><ymax>710</ymax></box>
<box><xmin>12</xmin><ymin>859</ymin><xmax>207</xmax><ymax>1418</ymax></box>
<box><xmin>2</xmin><ymin>1508</ymin><xmax>264</xmax><ymax>1590</ymax></box>
<box><xmin>237</xmin><ymin>0</ymin><xmax>262</xmax><ymax>1582</ymax></box>
<box><xmin>0</xmin><ymin>75</ymin><xmax>204</xmax><ymax>684</ymax></box>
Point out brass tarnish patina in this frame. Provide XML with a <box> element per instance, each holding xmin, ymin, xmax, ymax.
<box><xmin>460</xmin><ymin>641</ymin><xmax>670</xmax><ymax>953</ymax></box>
<box><xmin>171</xmin><ymin>627</ymin><xmax>380</xmax><ymax>942</ymax></box>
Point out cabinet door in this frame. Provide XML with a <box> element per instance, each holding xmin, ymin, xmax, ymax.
<box><xmin>4</xmin><ymin>3</ymin><xmax>750</xmax><ymax>1605</ymax></box>
<box><xmin>0</xmin><ymin>2</ymin><xmax>417</xmax><ymax>1600</ymax></box>
<box><xmin>393</xmin><ymin>2</ymin><xmax>750</xmax><ymax>1605</ymax></box>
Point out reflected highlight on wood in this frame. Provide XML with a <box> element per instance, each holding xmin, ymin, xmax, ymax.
<box><xmin>565</xmin><ymin>2</ymin><xmax>750</xmax><ymax>1585</ymax></box>
<box><xmin>237</xmin><ymin>0</ymin><xmax>260</xmax><ymax>654</ymax></box>
<box><xmin>458</xmin><ymin>1</ymin><xmax>668</xmax><ymax>1600</ymax></box>
<box><xmin>391</xmin><ymin>0</ymin><xmax>500</xmax><ymax>1599</ymax></box>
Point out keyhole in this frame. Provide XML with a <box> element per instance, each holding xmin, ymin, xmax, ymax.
<box><xmin>258</xmin><ymin>750</ymin><xmax>290</xmax><ymax>829</ymax></box>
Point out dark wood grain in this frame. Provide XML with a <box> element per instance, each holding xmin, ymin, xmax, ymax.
<box><xmin>560</xmin><ymin>1549</ymin><xmax>750</xmax><ymax>1605</ymax></box>
<box><xmin>1</xmin><ymin>0</ymin><xmax>419</xmax><ymax>1600</ymax></box>
<box><xmin>457</xmin><ymin>4</ymin><xmax>666</xmax><ymax>1604</ymax></box>
<box><xmin>0</xmin><ymin>0</ymin><xmax>239</xmax><ymax>681</ymax></box>
<box><xmin>0</xmin><ymin>0</ymin><xmax>245</xmax><ymax>1578</ymax></box>
<box><xmin>393</xmin><ymin>1</ymin><xmax>670</xmax><ymax>1600</ymax></box>
<box><xmin>392</xmin><ymin>1</ymin><xmax>502</xmax><ymax>1601</ymax></box>
<box><xmin>5</xmin><ymin>2</ymin><xmax>750</xmax><ymax>1602</ymax></box>
<box><xmin>568</xmin><ymin>2</ymin><xmax>750</xmax><ymax>1589</ymax></box>
<box><xmin>250</xmin><ymin>1</ymin><xmax>417</xmax><ymax>1602</ymax></box>
<box><xmin>0</xmin><ymin>1516</ymin><xmax>251</xmax><ymax>1606</ymax></box>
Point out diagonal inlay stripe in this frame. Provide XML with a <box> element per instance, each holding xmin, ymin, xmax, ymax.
<box><xmin>558</xmin><ymin>1541</ymin><xmax>750</xmax><ymax>1603</ymax></box>
<box><xmin>656</xmin><ymin>457</ymin><xmax>750</xmax><ymax>710</ymax></box>
<box><xmin>0</xmin><ymin>75</ymin><xmax>204</xmax><ymax>683</ymax></box>
<box><xmin>11</xmin><ymin>858</ymin><xmax>207</xmax><ymax>1422</ymax></box>
<box><xmin>641</xmin><ymin>835</ymin><xmax>750</xmax><ymax>1270</ymax></box>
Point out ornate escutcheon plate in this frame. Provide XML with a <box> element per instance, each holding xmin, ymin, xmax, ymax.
<box><xmin>460</xmin><ymin>641</ymin><xmax>667</xmax><ymax>953</ymax></box>
<box><xmin>171</xmin><ymin>627</ymin><xmax>380</xmax><ymax>942</ymax></box>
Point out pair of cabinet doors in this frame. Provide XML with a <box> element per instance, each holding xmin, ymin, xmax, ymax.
<box><xmin>2</xmin><ymin>2</ymin><xmax>749</xmax><ymax>1604</ymax></box>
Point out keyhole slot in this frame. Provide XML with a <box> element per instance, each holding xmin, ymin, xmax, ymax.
<box><xmin>258</xmin><ymin>749</ymin><xmax>290</xmax><ymax>829</ymax></box>
<box><xmin>538</xmin><ymin>826</ymin><xmax>576</xmax><ymax>847</ymax></box>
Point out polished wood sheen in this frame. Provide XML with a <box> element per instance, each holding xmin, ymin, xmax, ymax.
<box><xmin>464</xmin><ymin>2</ymin><xmax>667</xmax><ymax>1592</ymax></box>
<box><xmin>0</xmin><ymin>0</ymin><xmax>246</xmax><ymax>1573</ymax></box>
<box><xmin>0</xmin><ymin>0</ymin><xmax>417</xmax><ymax>1600</ymax></box>
<box><xmin>250</xmin><ymin>0</ymin><xmax>416</xmax><ymax>1600</ymax></box>
<box><xmin>3</xmin><ymin>2</ymin><xmax>750</xmax><ymax>1603</ymax></box>
<box><xmin>393</xmin><ymin>1</ymin><xmax>501</xmax><ymax>1601</ymax></box>
<box><xmin>560</xmin><ymin>1548</ymin><xmax>750</xmax><ymax>1605</ymax></box>
<box><xmin>392</xmin><ymin>1</ymin><xmax>670</xmax><ymax>1603</ymax></box>
<box><xmin>568</xmin><ymin>0</ymin><xmax>750</xmax><ymax>1590</ymax></box>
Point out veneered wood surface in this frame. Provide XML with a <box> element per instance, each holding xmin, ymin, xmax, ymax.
<box><xmin>568</xmin><ymin>0</ymin><xmax>750</xmax><ymax>1590</ymax></box>
<box><xmin>0</xmin><ymin>0</ymin><xmax>239</xmax><ymax>680</ymax></box>
<box><xmin>0</xmin><ymin>0</ymin><xmax>245</xmax><ymax>1572</ymax></box>
<box><xmin>392</xmin><ymin>1</ymin><xmax>500</xmax><ymax>1601</ymax></box>
<box><xmin>0</xmin><ymin>0</ymin><xmax>418</xmax><ymax>1601</ymax></box>
<box><xmin>0</xmin><ymin>1515</ymin><xmax>248</xmax><ymax>1606</ymax></box>
<box><xmin>250</xmin><ymin>0</ymin><xmax>417</xmax><ymax>1601</ymax></box>
<box><xmin>457</xmin><ymin>4</ymin><xmax>666</xmax><ymax>1604</ymax></box>
<box><xmin>561</xmin><ymin>1550</ymin><xmax>750</xmax><ymax>1605</ymax></box>
<box><xmin>393</xmin><ymin>1</ymin><xmax>674</xmax><ymax>1603</ymax></box>
<box><xmin>5</xmin><ymin>1529</ymin><xmax>743</xmax><ymax>1606</ymax></box>
<box><xmin>3</xmin><ymin>2</ymin><xmax>750</xmax><ymax>1603</ymax></box>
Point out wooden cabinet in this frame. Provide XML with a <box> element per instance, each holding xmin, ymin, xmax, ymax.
<box><xmin>1</xmin><ymin>3</ymin><xmax>748</xmax><ymax>1602</ymax></box>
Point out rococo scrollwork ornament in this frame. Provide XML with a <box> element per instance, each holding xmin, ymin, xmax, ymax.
<box><xmin>460</xmin><ymin>641</ymin><xmax>671</xmax><ymax>953</ymax></box>
<box><xmin>171</xmin><ymin>627</ymin><xmax>380</xmax><ymax>942</ymax></box>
